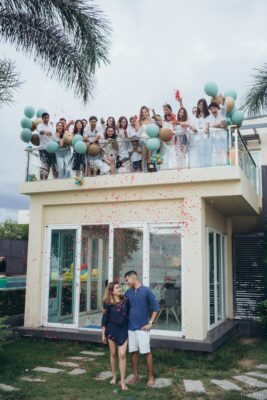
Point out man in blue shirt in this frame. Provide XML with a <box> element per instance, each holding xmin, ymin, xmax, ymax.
<box><xmin>125</xmin><ymin>270</ymin><xmax>160</xmax><ymax>387</ymax></box>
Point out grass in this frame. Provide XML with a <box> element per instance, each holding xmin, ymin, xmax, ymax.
<box><xmin>0</xmin><ymin>336</ymin><xmax>266</xmax><ymax>399</ymax></box>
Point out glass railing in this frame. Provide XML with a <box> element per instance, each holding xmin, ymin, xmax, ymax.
<box><xmin>24</xmin><ymin>127</ymin><xmax>259</xmax><ymax>193</ymax></box>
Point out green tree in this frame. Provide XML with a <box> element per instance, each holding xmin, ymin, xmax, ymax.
<box><xmin>0</xmin><ymin>220</ymin><xmax>28</xmax><ymax>240</ymax></box>
<box><xmin>242</xmin><ymin>64</ymin><xmax>267</xmax><ymax>116</ymax></box>
<box><xmin>0</xmin><ymin>0</ymin><xmax>111</xmax><ymax>104</ymax></box>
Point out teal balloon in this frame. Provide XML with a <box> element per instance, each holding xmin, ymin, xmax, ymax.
<box><xmin>21</xmin><ymin>117</ymin><xmax>33</xmax><ymax>129</ymax></box>
<box><xmin>204</xmin><ymin>82</ymin><xmax>218</xmax><ymax>97</ymax></box>
<box><xmin>72</xmin><ymin>134</ymin><xmax>83</xmax><ymax>146</ymax></box>
<box><xmin>224</xmin><ymin>90</ymin><xmax>237</xmax><ymax>100</ymax></box>
<box><xmin>226</xmin><ymin>117</ymin><xmax>232</xmax><ymax>126</ymax></box>
<box><xmin>74</xmin><ymin>141</ymin><xmax>87</xmax><ymax>154</ymax></box>
<box><xmin>46</xmin><ymin>141</ymin><xmax>59</xmax><ymax>153</ymax></box>
<box><xmin>231</xmin><ymin>110</ymin><xmax>244</xmax><ymax>126</ymax></box>
<box><xmin>24</xmin><ymin>106</ymin><xmax>35</xmax><ymax>119</ymax></box>
<box><xmin>20</xmin><ymin>128</ymin><xmax>32</xmax><ymax>143</ymax></box>
<box><xmin>146</xmin><ymin>123</ymin><xmax>160</xmax><ymax>138</ymax></box>
<box><xmin>146</xmin><ymin>138</ymin><xmax>161</xmax><ymax>152</ymax></box>
<box><xmin>36</xmin><ymin>108</ymin><xmax>47</xmax><ymax>118</ymax></box>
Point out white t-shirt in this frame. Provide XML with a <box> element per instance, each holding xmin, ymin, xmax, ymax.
<box><xmin>131</xmin><ymin>145</ymin><xmax>142</xmax><ymax>162</ymax></box>
<box><xmin>208</xmin><ymin>112</ymin><xmax>225</xmax><ymax>128</ymax></box>
<box><xmin>191</xmin><ymin>116</ymin><xmax>209</xmax><ymax>131</ymax></box>
<box><xmin>37</xmin><ymin>122</ymin><xmax>56</xmax><ymax>146</ymax></box>
<box><xmin>84</xmin><ymin>126</ymin><xmax>103</xmax><ymax>142</ymax></box>
<box><xmin>128</xmin><ymin>125</ymin><xmax>141</xmax><ymax>138</ymax></box>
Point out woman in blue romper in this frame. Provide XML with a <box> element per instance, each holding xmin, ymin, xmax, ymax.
<box><xmin>101</xmin><ymin>279</ymin><xmax>129</xmax><ymax>391</ymax></box>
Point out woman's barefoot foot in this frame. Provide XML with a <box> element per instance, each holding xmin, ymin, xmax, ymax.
<box><xmin>128</xmin><ymin>375</ymin><xmax>140</xmax><ymax>385</ymax></box>
<box><xmin>120</xmin><ymin>382</ymin><xmax>128</xmax><ymax>391</ymax></box>
<box><xmin>147</xmin><ymin>377</ymin><xmax>155</xmax><ymax>387</ymax></box>
<box><xmin>109</xmin><ymin>377</ymin><xmax>117</xmax><ymax>385</ymax></box>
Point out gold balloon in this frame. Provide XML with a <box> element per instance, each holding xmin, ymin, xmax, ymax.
<box><xmin>159</xmin><ymin>128</ymin><xmax>174</xmax><ymax>142</ymax></box>
<box><xmin>31</xmin><ymin>134</ymin><xmax>40</xmax><ymax>146</ymax></box>
<box><xmin>31</xmin><ymin>118</ymin><xmax>42</xmax><ymax>131</ymax></box>
<box><xmin>63</xmin><ymin>131</ymin><xmax>73</xmax><ymax>145</ymax></box>
<box><xmin>88</xmin><ymin>143</ymin><xmax>101</xmax><ymax>156</ymax></box>
<box><xmin>225</xmin><ymin>96</ymin><xmax>235</xmax><ymax>113</ymax></box>
<box><xmin>212</xmin><ymin>94</ymin><xmax>224</xmax><ymax>106</ymax></box>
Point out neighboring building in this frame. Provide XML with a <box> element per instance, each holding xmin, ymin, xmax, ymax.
<box><xmin>18</xmin><ymin>125</ymin><xmax>266</xmax><ymax>351</ymax></box>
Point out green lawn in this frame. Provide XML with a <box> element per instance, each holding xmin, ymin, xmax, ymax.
<box><xmin>0</xmin><ymin>336</ymin><xmax>266</xmax><ymax>399</ymax></box>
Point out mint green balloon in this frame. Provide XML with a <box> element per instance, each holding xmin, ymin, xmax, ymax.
<box><xmin>20</xmin><ymin>128</ymin><xmax>32</xmax><ymax>143</ymax></box>
<box><xmin>225</xmin><ymin>117</ymin><xmax>232</xmax><ymax>125</ymax></box>
<box><xmin>146</xmin><ymin>123</ymin><xmax>160</xmax><ymax>138</ymax></box>
<box><xmin>204</xmin><ymin>82</ymin><xmax>218</xmax><ymax>97</ymax></box>
<box><xmin>224</xmin><ymin>90</ymin><xmax>237</xmax><ymax>100</ymax></box>
<box><xmin>231</xmin><ymin>110</ymin><xmax>244</xmax><ymax>126</ymax></box>
<box><xmin>36</xmin><ymin>108</ymin><xmax>47</xmax><ymax>118</ymax></box>
<box><xmin>72</xmin><ymin>134</ymin><xmax>83</xmax><ymax>146</ymax></box>
<box><xmin>24</xmin><ymin>106</ymin><xmax>35</xmax><ymax>119</ymax></box>
<box><xmin>74</xmin><ymin>141</ymin><xmax>87</xmax><ymax>154</ymax></box>
<box><xmin>46</xmin><ymin>141</ymin><xmax>59</xmax><ymax>153</ymax></box>
<box><xmin>146</xmin><ymin>138</ymin><xmax>161</xmax><ymax>151</ymax></box>
<box><xmin>21</xmin><ymin>117</ymin><xmax>33</xmax><ymax>129</ymax></box>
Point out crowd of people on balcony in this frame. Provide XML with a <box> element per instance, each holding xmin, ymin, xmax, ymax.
<box><xmin>33</xmin><ymin>95</ymin><xmax>228</xmax><ymax>180</ymax></box>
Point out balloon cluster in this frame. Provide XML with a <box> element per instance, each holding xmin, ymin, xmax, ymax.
<box><xmin>145</xmin><ymin>124</ymin><xmax>174</xmax><ymax>154</ymax></box>
<box><xmin>204</xmin><ymin>82</ymin><xmax>244</xmax><ymax>127</ymax></box>
<box><xmin>20</xmin><ymin>106</ymin><xmax>47</xmax><ymax>145</ymax></box>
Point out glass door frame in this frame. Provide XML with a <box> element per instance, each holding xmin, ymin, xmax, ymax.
<box><xmin>109</xmin><ymin>222</ymin><xmax>184</xmax><ymax>338</ymax></box>
<box><xmin>42</xmin><ymin>224</ymin><xmax>82</xmax><ymax>329</ymax></box>
<box><xmin>206</xmin><ymin>227</ymin><xmax>227</xmax><ymax>331</ymax></box>
<box><xmin>43</xmin><ymin>222</ymin><xmax>183</xmax><ymax>337</ymax></box>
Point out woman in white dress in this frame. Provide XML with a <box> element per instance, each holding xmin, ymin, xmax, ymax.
<box><xmin>159</xmin><ymin>119</ymin><xmax>178</xmax><ymax>171</ymax></box>
<box><xmin>139</xmin><ymin>106</ymin><xmax>153</xmax><ymax>172</ymax></box>
<box><xmin>190</xmin><ymin>99</ymin><xmax>210</xmax><ymax>168</ymax></box>
<box><xmin>117</xmin><ymin>116</ymin><xmax>131</xmax><ymax>173</ymax></box>
<box><xmin>174</xmin><ymin>107</ymin><xmax>190</xmax><ymax>169</ymax></box>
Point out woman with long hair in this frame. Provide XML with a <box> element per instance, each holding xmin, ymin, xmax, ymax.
<box><xmin>190</xmin><ymin>99</ymin><xmax>211</xmax><ymax>167</ymax></box>
<box><xmin>103</xmin><ymin>126</ymin><xmax>118</xmax><ymax>175</ymax></box>
<box><xmin>139</xmin><ymin>106</ymin><xmax>153</xmax><ymax>172</ymax></box>
<box><xmin>55</xmin><ymin>121</ymin><xmax>72</xmax><ymax>178</ymax></box>
<box><xmin>71</xmin><ymin>119</ymin><xmax>85</xmax><ymax>177</ymax></box>
<box><xmin>175</xmin><ymin>107</ymin><xmax>190</xmax><ymax>168</ymax></box>
<box><xmin>102</xmin><ymin>279</ymin><xmax>129</xmax><ymax>391</ymax></box>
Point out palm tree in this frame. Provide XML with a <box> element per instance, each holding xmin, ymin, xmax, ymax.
<box><xmin>242</xmin><ymin>64</ymin><xmax>267</xmax><ymax>116</ymax></box>
<box><xmin>0</xmin><ymin>0</ymin><xmax>111</xmax><ymax>104</ymax></box>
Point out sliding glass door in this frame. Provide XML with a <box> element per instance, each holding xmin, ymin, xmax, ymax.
<box><xmin>208</xmin><ymin>230</ymin><xmax>226</xmax><ymax>329</ymax></box>
<box><xmin>46</xmin><ymin>228</ymin><xmax>78</xmax><ymax>326</ymax></box>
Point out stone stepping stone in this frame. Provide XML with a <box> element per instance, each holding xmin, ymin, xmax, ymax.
<box><xmin>257</xmin><ymin>365</ymin><xmax>267</xmax><ymax>370</ymax></box>
<box><xmin>94</xmin><ymin>371</ymin><xmax>113</xmax><ymax>381</ymax></box>
<box><xmin>56</xmin><ymin>361</ymin><xmax>79</xmax><ymax>368</ymax></box>
<box><xmin>246</xmin><ymin>389</ymin><xmax>267</xmax><ymax>399</ymax></box>
<box><xmin>247</xmin><ymin>372</ymin><xmax>267</xmax><ymax>380</ymax></box>
<box><xmin>150</xmin><ymin>378</ymin><xmax>172</xmax><ymax>388</ymax></box>
<box><xmin>234</xmin><ymin>375</ymin><xmax>267</xmax><ymax>388</ymax></box>
<box><xmin>183</xmin><ymin>379</ymin><xmax>206</xmax><ymax>393</ymax></box>
<box><xmin>80</xmin><ymin>351</ymin><xmax>105</xmax><ymax>356</ymax></box>
<box><xmin>211</xmin><ymin>379</ymin><xmax>241</xmax><ymax>391</ymax></box>
<box><xmin>21</xmin><ymin>377</ymin><xmax>46</xmax><ymax>382</ymax></box>
<box><xmin>33</xmin><ymin>367</ymin><xmax>64</xmax><ymax>374</ymax></box>
<box><xmin>68</xmin><ymin>356</ymin><xmax>95</xmax><ymax>362</ymax></box>
<box><xmin>0</xmin><ymin>384</ymin><xmax>18</xmax><ymax>392</ymax></box>
<box><xmin>68</xmin><ymin>368</ymin><xmax>86</xmax><ymax>376</ymax></box>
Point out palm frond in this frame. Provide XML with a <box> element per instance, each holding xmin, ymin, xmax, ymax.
<box><xmin>0</xmin><ymin>10</ymin><xmax>95</xmax><ymax>102</ymax></box>
<box><xmin>0</xmin><ymin>58</ymin><xmax>22</xmax><ymax>106</ymax></box>
<box><xmin>0</xmin><ymin>0</ymin><xmax>111</xmax><ymax>73</ymax></box>
<box><xmin>0</xmin><ymin>0</ymin><xmax>111</xmax><ymax>102</ymax></box>
<box><xmin>241</xmin><ymin>63</ymin><xmax>267</xmax><ymax>116</ymax></box>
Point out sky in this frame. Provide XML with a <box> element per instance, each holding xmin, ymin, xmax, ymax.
<box><xmin>0</xmin><ymin>0</ymin><xmax>267</xmax><ymax>221</ymax></box>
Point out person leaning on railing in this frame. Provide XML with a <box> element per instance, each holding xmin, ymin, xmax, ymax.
<box><xmin>37</xmin><ymin>112</ymin><xmax>58</xmax><ymax>180</ymax></box>
<box><xmin>55</xmin><ymin>121</ymin><xmax>72</xmax><ymax>179</ymax></box>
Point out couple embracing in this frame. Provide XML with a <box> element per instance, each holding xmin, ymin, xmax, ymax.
<box><xmin>101</xmin><ymin>270</ymin><xmax>160</xmax><ymax>391</ymax></box>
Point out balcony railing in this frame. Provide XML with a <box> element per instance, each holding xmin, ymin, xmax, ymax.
<box><xmin>24</xmin><ymin>127</ymin><xmax>259</xmax><ymax>193</ymax></box>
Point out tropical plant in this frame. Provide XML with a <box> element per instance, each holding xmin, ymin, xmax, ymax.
<box><xmin>0</xmin><ymin>59</ymin><xmax>22</xmax><ymax>105</ymax></box>
<box><xmin>242</xmin><ymin>63</ymin><xmax>267</xmax><ymax>116</ymax></box>
<box><xmin>0</xmin><ymin>0</ymin><xmax>111</xmax><ymax>104</ymax></box>
<box><xmin>0</xmin><ymin>220</ymin><xmax>28</xmax><ymax>240</ymax></box>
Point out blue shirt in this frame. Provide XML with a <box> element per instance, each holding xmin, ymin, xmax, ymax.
<box><xmin>125</xmin><ymin>285</ymin><xmax>160</xmax><ymax>331</ymax></box>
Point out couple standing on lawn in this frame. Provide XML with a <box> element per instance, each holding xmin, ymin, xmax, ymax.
<box><xmin>101</xmin><ymin>270</ymin><xmax>160</xmax><ymax>391</ymax></box>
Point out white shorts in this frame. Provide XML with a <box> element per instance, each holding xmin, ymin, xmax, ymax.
<box><xmin>128</xmin><ymin>330</ymin><xmax>151</xmax><ymax>354</ymax></box>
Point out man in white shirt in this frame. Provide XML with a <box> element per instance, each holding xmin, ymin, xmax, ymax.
<box><xmin>37</xmin><ymin>112</ymin><xmax>58</xmax><ymax>180</ymax></box>
<box><xmin>83</xmin><ymin>116</ymin><xmax>103</xmax><ymax>143</ymax></box>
